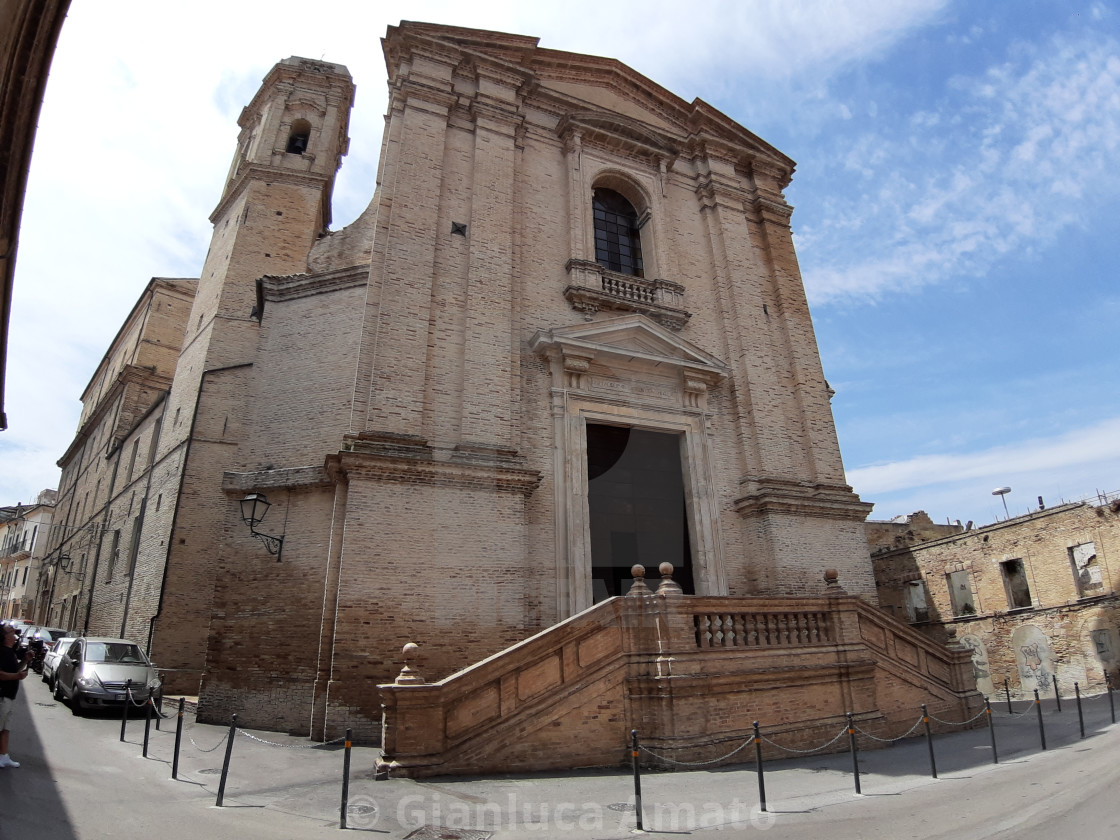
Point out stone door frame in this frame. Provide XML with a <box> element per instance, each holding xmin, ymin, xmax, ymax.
<box><xmin>531</xmin><ymin>314</ymin><xmax>730</xmax><ymax>617</ymax></box>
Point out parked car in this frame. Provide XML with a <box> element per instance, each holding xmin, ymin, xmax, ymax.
<box><xmin>53</xmin><ymin>637</ymin><xmax>162</xmax><ymax>714</ymax></box>
<box><xmin>41</xmin><ymin>636</ymin><xmax>79</xmax><ymax>688</ymax></box>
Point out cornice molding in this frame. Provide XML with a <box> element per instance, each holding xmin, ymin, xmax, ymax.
<box><xmin>331</xmin><ymin>434</ymin><xmax>541</xmax><ymax>494</ymax></box>
<box><xmin>211</xmin><ymin>163</ymin><xmax>331</xmax><ymax>224</ymax></box>
<box><xmin>734</xmin><ymin>479</ymin><xmax>873</xmax><ymax>522</ymax></box>
<box><xmin>221</xmin><ymin>465</ymin><xmax>333</xmax><ymax>493</ymax></box>
<box><xmin>259</xmin><ymin>265</ymin><xmax>368</xmax><ymax>303</ymax></box>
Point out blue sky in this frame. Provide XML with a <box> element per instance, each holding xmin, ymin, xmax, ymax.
<box><xmin>3</xmin><ymin>0</ymin><xmax>1118</xmax><ymax>527</ymax></box>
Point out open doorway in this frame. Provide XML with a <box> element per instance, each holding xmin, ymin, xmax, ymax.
<box><xmin>586</xmin><ymin>423</ymin><xmax>694</xmax><ymax>602</ymax></box>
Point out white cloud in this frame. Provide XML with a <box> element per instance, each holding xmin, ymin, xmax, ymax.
<box><xmin>799</xmin><ymin>32</ymin><xmax>1120</xmax><ymax>303</ymax></box>
<box><xmin>849</xmin><ymin>416</ymin><xmax>1120</xmax><ymax>523</ymax></box>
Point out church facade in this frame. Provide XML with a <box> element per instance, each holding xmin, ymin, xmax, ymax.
<box><xmin>44</xmin><ymin>23</ymin><xmax>882</xmax><ymax>737</ymax></box>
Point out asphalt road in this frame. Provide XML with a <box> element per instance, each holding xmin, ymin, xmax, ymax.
<box><xmin>2</xmin><ymin>673</ymin><xmax>1120</xmax><ymax>839</ymax></box>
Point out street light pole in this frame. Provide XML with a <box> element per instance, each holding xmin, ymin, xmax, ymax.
<box><xmin>992</xmin><ymin>486</ymin><xmax>1011</xmax><ymax>520</ymax></box>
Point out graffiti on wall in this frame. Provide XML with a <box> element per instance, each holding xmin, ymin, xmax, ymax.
<box><xmin>1011</xmin><ymin>625</ymin><xmax>1055</xmax><ymax>693</ymax></box>
<box><xmin>960</xmin><ymin>634</ymin><xmax>994</xmax><ymax>696</ymax></box>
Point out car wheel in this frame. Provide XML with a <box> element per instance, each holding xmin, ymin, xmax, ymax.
<box><xmin>52</xmin><ymin>679</ymin><xmax>63</xmax><ymax>702</ymax></box>
<box><xmin>70</xmin><ymin>694</ymin><xmax>84</xmax><ymax>716</ymax></box>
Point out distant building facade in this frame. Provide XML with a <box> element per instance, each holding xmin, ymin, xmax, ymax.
<box><xmin>0</xmin><ymin>490</ymin><xmax>56</xmax><ymax>619</ymax></box>
<box><xmin>36</xmin><ymin>279</ymin><xmax>196</xmax><ymax>633</ymax></box>
<box><xmin>39</xmin><ymin>24</ymin><xmax>935</xmax><ymax>740</ymax></box>
<box><xmin>873</xmin><ymin>494</ymin><xmax>1120</xmax><ymax>697</ymax></box>
<box><xmin>866</xmin><ymin>510</ymin><xmax>965</xmax><ymax>555</ymax></box>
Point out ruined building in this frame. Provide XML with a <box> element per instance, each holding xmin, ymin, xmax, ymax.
<box><xmin>873</xmin><ymin>493</ymin><xmax>1120</xmax><ymax>699</ymax></box>
<box><xmin>41</xmin><ymin>24</ymin><xmax>977</xmax><ymax>756</ymax></box>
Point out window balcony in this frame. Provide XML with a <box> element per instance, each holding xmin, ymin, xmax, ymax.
<box><xmin>563</xmin><ymin>259</ymin><xmax>690</xmax><ymax>331</ymax></box>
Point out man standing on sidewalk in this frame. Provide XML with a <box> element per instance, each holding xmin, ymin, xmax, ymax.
<box><xmin>0</xmin><ymin>624</ymin><xmax>31</xmax><ymax>767</ymax></box>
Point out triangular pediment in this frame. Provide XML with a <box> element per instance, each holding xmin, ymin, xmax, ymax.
<box><xmin>529</xmin><ymin>314</ymin><xmax>728</xmax><ymax>380</ymax></box>
<box><xmin>384</xmin><ymin>22</ymin><xmax>794</xmax><ymax>178</ymax></box>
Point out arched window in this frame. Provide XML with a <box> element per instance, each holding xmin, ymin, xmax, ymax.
<box><xmin>286</xmin><ymin>119</ymin><xmax>311</xmax><ymax>155</ymax></box>
<box><xmin>593</xmin><ymin>188</ymin><xmax>644</xmax><ymax>277</ymax></box>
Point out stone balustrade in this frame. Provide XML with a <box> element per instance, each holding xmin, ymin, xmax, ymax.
<box><xmin>376</xmin><ymin>567</ymin><xmax>982</xmax><ymax>778</ymax></box>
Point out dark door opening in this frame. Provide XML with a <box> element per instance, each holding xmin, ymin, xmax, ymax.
<box><xmin>586</xmin><ymin>424</ymin><xmax>693</xmax><ymax>602</ymax></box>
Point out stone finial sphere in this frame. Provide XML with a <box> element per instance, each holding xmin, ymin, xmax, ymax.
<box><xmin>631</xmin><ymin>565</ymin><xmax>645</xmax><ymax>578</ymax></box>
<box><xmin>659</xmin><ymin>562</ymin><xmax>674</xmax><ymax>576</ymax></box>
<box><xmin>823</xmin><ymin>568</ymin><xmax>839</xmax><ymax>583</ymax></box>
<box><xmin>402</xmin><ymin>642</ymin><xmax>419</xmax><ymax>657</ymax></box>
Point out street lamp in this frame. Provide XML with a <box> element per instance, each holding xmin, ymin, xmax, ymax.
<box><xmin>992</xmin><ymin>486</ymin><xmax>1012</xmax><ymax>520</ymax></box>
<box><xmin>238</xmin><ymin>493</ymin><xmax>284</xmax><ymax>561</ymax></box>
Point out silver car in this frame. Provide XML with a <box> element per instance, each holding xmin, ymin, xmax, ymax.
<box><xmin>42</xmin><ymin>636</ymin><xmax>79</xmax><ymax>689</ymax></box>
<box><xmin>53</xmin><ymin>637</ymin><xmax>162</xmax><ymax>714</ymax></box>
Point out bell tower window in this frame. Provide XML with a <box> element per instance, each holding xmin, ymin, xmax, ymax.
<box><xmin>593</xmin><ymin>188</ymin><xmax>644</xmax><ymax>277</ymax></box>
<box><xmin>286</xmin><ymin>119</ymin><xmax>311</xmax><ymax>155</ymax></box>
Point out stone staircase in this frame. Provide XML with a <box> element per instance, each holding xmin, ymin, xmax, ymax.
<box><xmin>377</xmin><ymin>570</ymin><xmax>981</xmax><ymax>778</ymax></box>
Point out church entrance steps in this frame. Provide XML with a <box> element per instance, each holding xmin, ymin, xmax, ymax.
<box><xmin>377</xmin><ymin>586</ymin><xmax>982</xmax><ymax>778</ymax></box>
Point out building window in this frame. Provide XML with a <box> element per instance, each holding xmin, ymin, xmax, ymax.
<box><xmin>1092</xmin><ymin>629</ymin><xmax>1113</xmax><ymax>657</ymax></box>
<box><xmin>905</xmin><ymin>580</ymin><xmax>930</xmax><ymax>623</ymax></box>
<box><xmin>1000</xmin><ymin>559</ymin><xmax>1033</xmax><ymax>609</ymax></box>
<box><xmin>286</xmin><ymin>119</ymin><xmax>311</xmax><ymax>155</ymax></box>
<box><xmin>125</xmin><ymin>440</ymin><xmax>140</xmax><ymax>485</ymax></box>
<box><xmin>106</xmin><ymin>530</ymin><xmax>120</xmax><ymax>581</ymax></box>
<box><xmin>946</xmin><ymin>569</ymin><xmax>977</xmax><ymax>616</ymax></box>
<box><xmin>1070</xmin><ymin>542</ymin><xmax>1102</xmax><ymax>596</ymax></box>
<box><xmin>593</xmin><ymin>188</ymin><xmax>644</xmax><ymax>277</ymax></box>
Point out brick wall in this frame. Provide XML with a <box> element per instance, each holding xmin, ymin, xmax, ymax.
<box><xmin>874</xmin><ymin>500</ymin><xmax>1120</xmax><ymax>697</ymax></box>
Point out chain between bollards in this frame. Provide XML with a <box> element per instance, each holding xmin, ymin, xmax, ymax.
<box><xmin>142</xmin><ymin>688</ymin><xmax>153</xmax><ymax>758</ymax></box>
<box><xmin>1034</xmin><ymin>689</ymin><xmax>1046</xmax><ymax>750</ymax></box>
<box><xmin>339</xmin><ymin>727</ymin><xmax>352</xmax><ymax>829</ymax></box>
<box><xmin>921</xmin><ymin>704</ymin><xmax>937</xmax><ymax>779</ymax></box>
<box><xmin>215</xmin><ymin>713</ymin><xmax>238</xmax><ymax>807</ymax></box>
<box><xmin>985</xmin><ymin>698</ymin><xmax>998</xmax><ymax>764</ymax></box>
<box><xmin>846</xmin><ymin>712</ymin><xmax>861</xmax><ymax>795</ymax></box>
<box><xmin>753</xmin><ymin>721</ymin><xmax>767</xmax><ymax>813</ymax></box>
<box><xmin>172</xmin><ymin>697</ymin><xmax>185</xmax><ymax>780</ymax></box>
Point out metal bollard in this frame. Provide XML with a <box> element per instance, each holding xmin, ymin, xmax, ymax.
<box><xmin>985</xmin><ymin>698</ymin><xmax>998</xmax><ymax>764</ymax></box>
<box><xmin>922</xmin><ymin>704</ymin><xmax>937</xmax><ymax>779</ymax></box>
<box><xmin>172</xmin><ymin>698</ymin><xmax>185</xmax><ymax>780</ymax></box>
<box><xmin>1053</xmin><ymin>675</ymin><xmax>1061</xmax><ymax>712</ymax></box>
<box><xmin>143</xmin><ymin>688</ymin><xmax>153</xmax><ymax>758</ymax></box>
<box><xmin>1004</xmin><ymin>677</ymin><xmax>1012</xmax><ymax>714</ymax></box>
<box><xmin>753</xmin><ymin>721</ymin><xmax>767</xmax><ymax>813</ymax></box>
<box><xmin>1034</xmin><ymin>690</ymin><xmax>1046</xmax><ymax>750</ymax></box>
<box><xmin>339</xmin><ymin>728</ymin><xmax>353</xmax><ymax>830</ymax></box>
<box><xmin>846</xmin><ymin>713</ymin><xmax>861</xmax><ymax>795</ymax></box>
<box><xmin>1108</xmin><ymin>675</ymin><xmax>1116</xmax><ymax>724</ymax></box>
<box><xmin>215</xmin><ymin>714</ymin><xmax>238</xmax><ymax>807</ymax></box>
<box><xmin>120</xmin><ymin>679</ymin><xmax>132</xmax><ymax>742</ymax></box>
<box><xmin>1075</xmin><ymin>683</ymin><xmax>1085</xmax><ymax>739</ymax></box>
<box><xmin>631</xmin><ymin>730</ymin><xmax>644</xmax><ymax>832</ymax></box>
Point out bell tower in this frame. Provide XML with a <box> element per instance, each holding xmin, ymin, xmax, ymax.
<box><xmin>144</xmin><ymin>58</ymin><xmax>354</xmax><ymax>691</ymax></box>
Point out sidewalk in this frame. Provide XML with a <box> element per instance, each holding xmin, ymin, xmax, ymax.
<box><xmin>6</xmin><ymin>678</ymin><xmax>1120</xmax><ymax>839</ymax></box>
